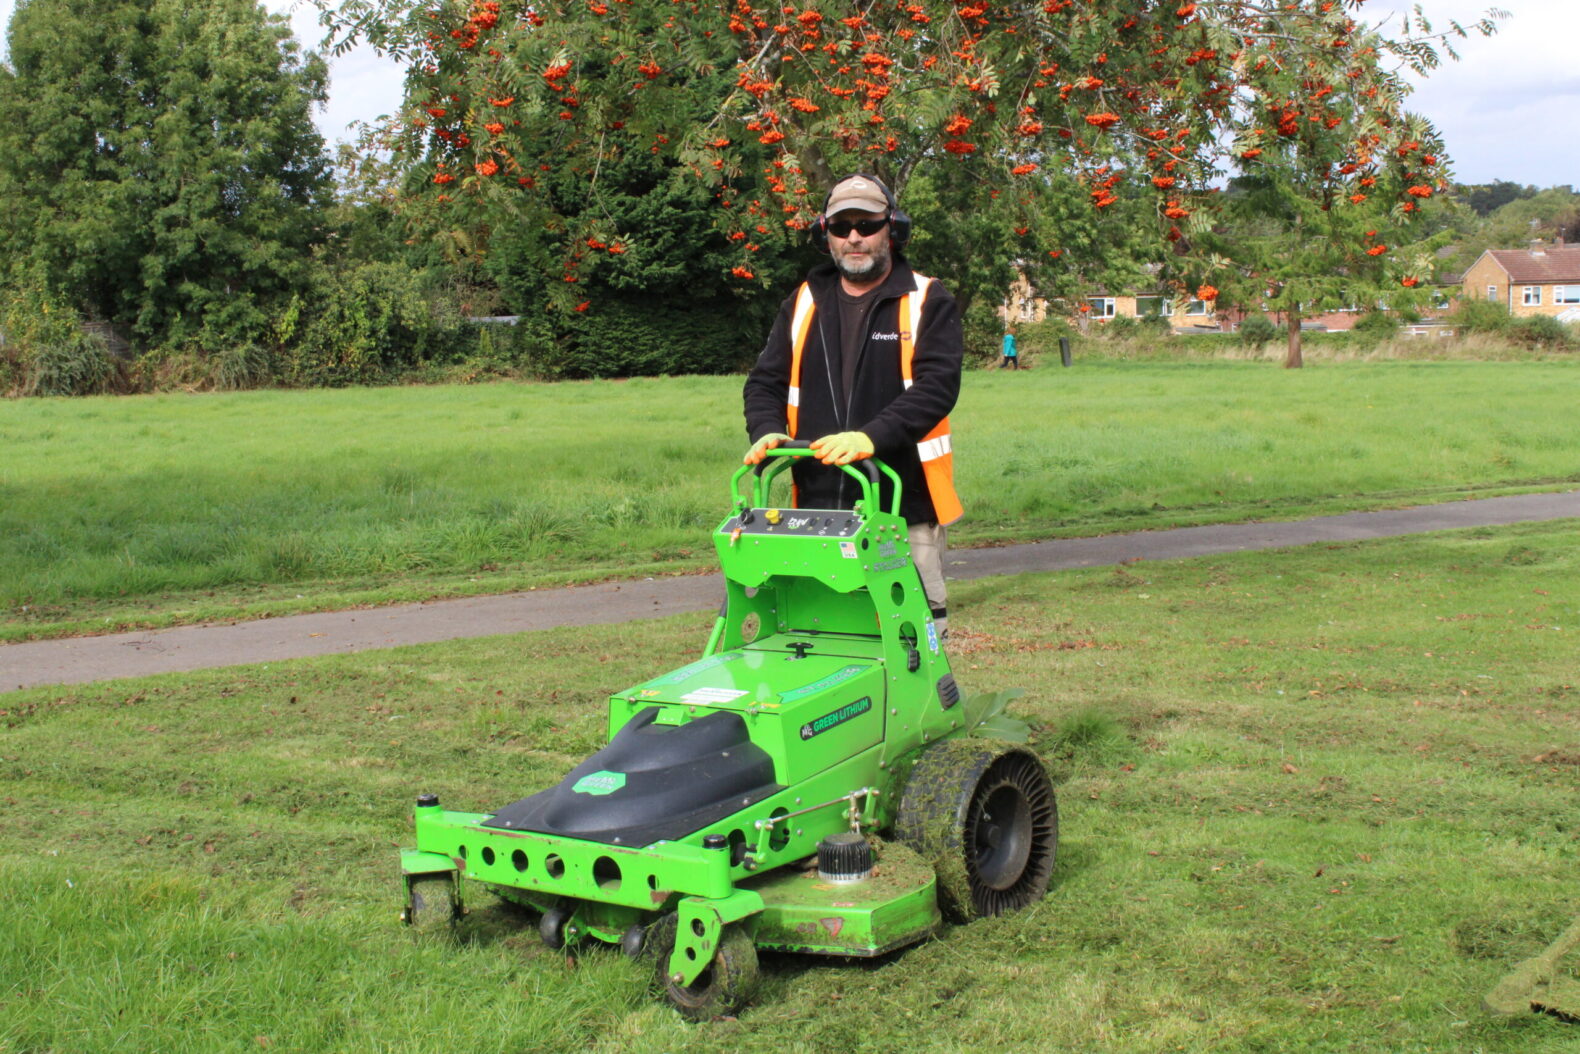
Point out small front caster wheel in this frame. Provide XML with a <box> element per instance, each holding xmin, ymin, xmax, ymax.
<box><xmin>646</xmin><ymin>914</ymin><xmax>758</xmax><ymax>1021</ymax></box>
<box><xmin>403</xmin><ymin>874</ymin><xmax>459</xmax><ymax>935</ymax></box>
<box><xmin>539</xmin><ymin>902</ymin><xmax>572</xmax><ymax>949</ymax></box>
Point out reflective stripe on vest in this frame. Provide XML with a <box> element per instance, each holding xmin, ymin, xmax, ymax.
<box><xmin>786</xmin><ymin>273</ymin><xmax>963</xmax><ymax>526</ymax></box>
<box><xmin>786</xmin><ymin>283</ymin><xmax>816</xmax><ymax>436</ymax></box>
<box><xmin>897</xmin><ymin>277</ymin><xmax>964</xmax><ymax>526</ymax></box>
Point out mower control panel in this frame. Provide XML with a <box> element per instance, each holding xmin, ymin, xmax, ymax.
<box><xmin>724</xmin><ymin>509</ymin><xmax>861</xmax><ymax>538</ymax></box>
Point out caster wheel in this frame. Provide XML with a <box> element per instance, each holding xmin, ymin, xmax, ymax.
<box><xmin>539</xmin><ymin>902</ymin><xmax>572</xmax><ymax>949</ymax></box>
<box><xmin>404</xmin><ymin>874</ymin><xmax>459</xmax><ymax>935</ymax></box>
<box><xmin>646</xmin><ymin>914</ymin><xmax>758</xmax><ymax>1021</ymax></box>
<box><xmin>621</xmin><ymin>923</ymin><xmax>647</xmax><ymax>958</ymax></box>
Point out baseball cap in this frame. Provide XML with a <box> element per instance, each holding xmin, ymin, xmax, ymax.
<box><xmin>824</xmin><ymin>175</ymin><xmax>891</xmax><ymax>217</ymax></box>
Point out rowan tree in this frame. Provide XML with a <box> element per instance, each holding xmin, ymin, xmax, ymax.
<box><xmin>0</xmin><ymin>0</ymin><xmax>333</xmax><ymax>349</ymax></box>
<box><xmin>316</xmin><ymin>0</ymin><xmax>1498</xmax><ymax>352</ymax></box>
<box><xmin>1188</xmin><ymin>95</ymin><xmax>1453</xmax><ymax>367</ymax></box>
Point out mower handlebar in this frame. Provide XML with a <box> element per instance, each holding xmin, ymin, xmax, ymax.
<box><xmin>734</xmin><ymin>444</ymin><xmax>902</xmax><ymax>518</ymax></box>
<box><xmin>755</xmin><ymin>440</ymin><xmax>880</xmax><ymax>485</ymax></box>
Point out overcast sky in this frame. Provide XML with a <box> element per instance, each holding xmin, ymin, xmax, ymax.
<box><xmin>1</xmin><ymin>0</ymin><xmax>1572</xmax><ymax>189</ymax></box>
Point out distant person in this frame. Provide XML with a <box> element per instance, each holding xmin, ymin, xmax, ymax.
<box><xmin>742</xmin><ymin>173</ymin><xmax>963</xmax><ymax>636</ymax></box>
<box><xmin>1002</xmin><ymin>329</ymin><xmax>1019</xmax><ymax>369</ymax></box>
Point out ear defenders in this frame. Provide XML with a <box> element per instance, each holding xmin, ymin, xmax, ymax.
<box><xmin>810</xmin><ymin>173</ymin><xmax>912</xmax><ymax>253</ymax></box>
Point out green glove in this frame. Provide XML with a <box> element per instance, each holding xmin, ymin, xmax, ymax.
<box><xmin>744</xmin><ymin>432</ymin><xmax>790</xmax><ymax>465</ymax></box>
<box><xmin>811</xmin><ymin>431</ymin><xmax>874</xmax><ymax>466</ymax></box>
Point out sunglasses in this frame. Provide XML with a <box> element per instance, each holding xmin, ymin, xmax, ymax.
<box><xmin>825</xmin><ymin>216</ymin><xmax>891</xmax><ymax>239</ymax></box>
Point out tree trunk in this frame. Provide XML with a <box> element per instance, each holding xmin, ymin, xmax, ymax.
<box><xmin>1284</xmin><ymin>310</ymin><xmax>1303</xmax><ymax>369</ymax></box>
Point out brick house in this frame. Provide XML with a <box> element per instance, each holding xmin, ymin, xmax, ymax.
<box><xmin>999</xmin><ymin>272</ymin><xmax>1371</xmax><ymax>334</ymax></box>
<box><xmin>1459</xmin><ymin>246</ymin><xmax>1580</xmax><ymax>318</ymax></box>
<box><xmin>1000</xmin><ymin>271</ymin><xmax>1223</xmax><ymax>333</ymax></box>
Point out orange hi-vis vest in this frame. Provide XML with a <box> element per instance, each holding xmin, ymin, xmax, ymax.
<box><xmin>784</xmin><ymin>273</ymin><xmax>964</xmax><ymax>526</ymax></box>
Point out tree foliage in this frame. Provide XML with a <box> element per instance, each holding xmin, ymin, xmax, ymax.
<box><xmin>0</xmin><ymin>0</ymin><xmax>334</xmax><ymax>350</ymax></box>
<box><xmin>1457</xmin><ymin>179</ymin><xmax>1541</xmax><ymax>218</ymax></box>
<box><xmin>318</xmin><ymin>0</ymin><xmax>1499</xmax><ymax>333</ymax></box>
<box><xmin>1439</xmin><ymin>185</ymin><xmax>1580</xmax><ymax>274</ymax></box>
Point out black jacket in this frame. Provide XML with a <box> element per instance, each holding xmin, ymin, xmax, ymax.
<box><xmin>743</xmin><ymin>256</ymin><xmax>963</xmax><ymax>524</ymax></box>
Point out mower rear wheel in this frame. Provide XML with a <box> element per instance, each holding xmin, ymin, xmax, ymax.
<box><xmin>404</xmin><ymin>874</ymin><xmax>459</xmax><ymax>935</ymax></box>
<box><xmin>646</xmin><ymin>914</ymin><xmax>759</xmax><ymax>1021</ymax></box>
<box><xmin>895</xmin><ymin>739</ymin><xmax>1057</xmax><ymax>921</ymax></box>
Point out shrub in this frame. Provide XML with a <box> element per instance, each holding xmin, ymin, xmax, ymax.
<box><xmin>534</xmin><ymin>293</ymin><xmax>770</xmax><ymax>379</ymax></box>
<box><xmin>1449</xmin><ymin>298</ymin><xmax>1512</xmax><ymax>336</ymax></box>
<box><xmin>1103</xmin><ymin>313</ymin><xmax>1140</xmax><ymax>337</ymax></box>
<box><xmin>1353</xmin><ymin>310</ymin><xmax>1401</xmax><ymax>339</ymax></box>
<box><xmin>1</xmin><ymin>281</ymin><xmax>119</xmax><ymax>396</ymax></box>
<box><xmin>1237</xmin><ymin>314</ymin><xmax>1278</xmax><ymax>346</ymax></box>
<box><xmin>277</xmin><ymin>263</ymin><xmax>473</xmax><ymax>387</ymax></box>
<box><xmin>27</xmin><ymin>329</ymin><xmax>117</xmax><ymax>396</ymax></box>
<box><xmin>961</xmin><ymin>299</ymin><xmax>1005</xmax><ymax>365</ymax></box>
<box><xmin>1511</xmin><ymin>314</ymin><xmax>1576</xmax><ymax>350</ymax></box>
<box><xmin>211</xmin><ymin>342</ymin><xmax>274</xmax><ymax>390</ymax></box>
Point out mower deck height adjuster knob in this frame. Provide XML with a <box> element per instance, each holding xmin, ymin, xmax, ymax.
<box><xmin>416</xmin><ymin>793</ymin><xmax>440</xmax><ymax>809</ymax></box>
<box><xmin>816</xmin><ymin>832</ymin><xmax>874</xmax><ymax>883</ymax></box>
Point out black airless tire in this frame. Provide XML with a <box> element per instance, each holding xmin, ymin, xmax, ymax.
<box><xmin>539</xmin><ymin>901</ymin><xmax>572</xmax><ymax>949</ymax></box>
<box><xmin>647</xmin><ymin>914</ymin><xmax>759</xmax><ymax>1021</ymax></box>
<box><xmin>895</xmin><ymin>739</ymin><xmax>1058</xmax><ymax>920</ymax></box>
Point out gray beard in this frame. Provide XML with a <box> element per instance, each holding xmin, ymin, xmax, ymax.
<box><xmin>834</xmin><ymin>246</ymin><xmax>890</xmax><ymax>282</ymax></box>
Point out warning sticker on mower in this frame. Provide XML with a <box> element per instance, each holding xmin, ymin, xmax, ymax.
<box><xmin>800</xmin><ymin>697</ymin><xmax>872</xmax><ymax>740</ymax></box>
<box><xmin>680</xmin><ymin>687</ymin><xmax>750</xmax><ymax>705</ymax></box>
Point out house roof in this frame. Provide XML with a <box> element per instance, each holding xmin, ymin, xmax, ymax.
<box><xmin>1483</xmin><ymin>247</ymin><xmax>1580</xmax><ymax>284</ymax></box>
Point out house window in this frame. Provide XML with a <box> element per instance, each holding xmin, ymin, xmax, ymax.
<box><xmin>1185</xmin><ymin>299</ymin><xmax>1210</xmax><ymax>316</ymax></box>
<box><xmin>1135</xmin><ymin>296</ymin><xmax>1173</xmax><ymax>317</ymax></box>
<box><xmin>1523</xmin><ymin>286</ymin><xmax>1542</xmax><ymax>306</ymax></box>
<box><xmin>1555</xmin><ymin>286</ymin><xmax>1580</xmax><ymax>305</ymax></box>
<box><xmin>1087</xmin><ymin>297</ymin><xmax>1115</xmax><ymax>319</ymax></box>
<box><xmin>1486</xmin><ymin>285</ymin><xmax>1497</xmax><ymax>302</ymax></box>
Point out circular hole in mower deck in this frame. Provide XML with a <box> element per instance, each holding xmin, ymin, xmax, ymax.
<box><xmin>545</xmin><ymin>854</ymin><xmax>565</xmax><ymax>879</ymax></box>
<box><xmin>593</xmin><ymin>856</ymin><xmax>622</xmax><ymax>891</ymax></box>
<box><xmin>481</xmin><ymin>847</ymin><xmax>496</xmax><ymax>866</ymax></box>
<box><xmin>512</xmin><ymin>850</ymin><xmax>528</xmax><ymax>873</ymax></box>
<box><xmin>891</xmin><ymin>582</ymin><xmax>906</xmax><ymax>606</ymax></box>
<box><xmin>768</xmin><ymin>808</ymin><xmax>790</xmax><ymax>852</ymax></box>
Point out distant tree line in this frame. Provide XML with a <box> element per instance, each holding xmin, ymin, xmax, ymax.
<box><xmin>0</xmin><ymin>0</ymin><xmax>1561</xmax><ymax>394</ymax></box>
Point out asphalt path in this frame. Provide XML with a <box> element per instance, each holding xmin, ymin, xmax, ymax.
<box><xmin>5</xmin><ymin>490</ymin><xmax>1578</xmax><ymax>693</ymax></box>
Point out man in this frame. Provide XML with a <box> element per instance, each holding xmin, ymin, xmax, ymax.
<box><xmin>742</xmin><ymin>173</ymin><xmax>964</xmax><ymax>634</ymax></box>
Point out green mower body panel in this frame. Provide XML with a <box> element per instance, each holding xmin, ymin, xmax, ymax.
<box><xmin>398</xmin><ymin>450</ymin><xmax>1048</xmax><ymax>1002</ymax></box>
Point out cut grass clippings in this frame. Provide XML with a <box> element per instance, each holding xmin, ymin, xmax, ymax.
<box><xmin>3</xmin><ymin>521</ymin><xmax>1577</xmax><ymax>1052</ymax></box>
<box><xmin>5</xmin><ymin>360</ymin><xmax>1580</xmax><ymax>640</ymax></box>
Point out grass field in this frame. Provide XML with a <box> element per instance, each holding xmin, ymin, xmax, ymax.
<box><xmin>4</xmin><ymin>359</ymin><xmax>1580</xmax><ymax>641</ymax></box>
<box><xmin>3</xmin><ymin>520</ymin><xmax>1577</xmax><ymax>1052</ymax></box>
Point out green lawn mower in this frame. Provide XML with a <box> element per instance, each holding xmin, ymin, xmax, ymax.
<box><xmin>398</xmin><ymin>444</ymin><xmax>1058</xmax><ymax>1019</ymax></box>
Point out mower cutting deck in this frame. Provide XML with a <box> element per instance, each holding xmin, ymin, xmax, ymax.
<box><xmin>398</xmin><ymin>445</ymin><xmax>1058</xmax><ymax>1019</ymax></box>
